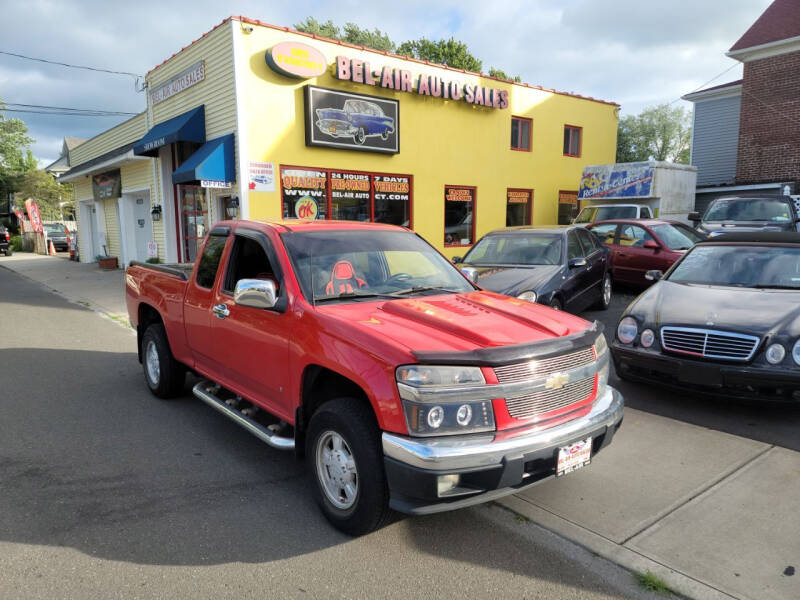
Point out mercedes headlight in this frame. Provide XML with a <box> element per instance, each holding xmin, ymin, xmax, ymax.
<box><xmin>617</xmin><ymin>317</ymin><xmax>638</xmax><ymax>344</ymax></box>
<box><xmin>793</xmin><ymin>339</ymin><xmax>800</xmax><ymax>366</ymax></box>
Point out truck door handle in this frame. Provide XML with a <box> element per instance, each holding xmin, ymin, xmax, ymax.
<box><xmin>212</xmin><ymin>304</ymin><xmax>230</xmax><ymax>319</ymax></box>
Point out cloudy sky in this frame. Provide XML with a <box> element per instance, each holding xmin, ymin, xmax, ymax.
<box><xmin>0</xmin><ymin>0</ymin><xmax>771</xmax><ymax>165</ymax></box>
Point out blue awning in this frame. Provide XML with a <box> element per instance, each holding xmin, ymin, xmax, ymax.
<box><xmin>133</xmin><ymin>105</ymin><xmax>205</xmax><ymax>157</ymax></box>
<box><xmin>172</xmin><ymin>134</ymin><xmax>235</xmax><ymax>185</ymax></box>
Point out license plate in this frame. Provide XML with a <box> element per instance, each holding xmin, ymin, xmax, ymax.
<box><xmin>556</xmin><ymin>437</ymin><xmax>592</xmax><ymax>477</ymax></box>
<box><xmin>329</xmin><ymin>126</ymin><xmax>336</xmax><ymax>132</ymax></box>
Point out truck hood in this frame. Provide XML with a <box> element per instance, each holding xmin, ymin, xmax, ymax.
<box><xmin>627</xmin><ymin>280</ymin><xmax>800</xmax><ymax>338</ymax></box>
<box><xmin>463</xmin><ymin>264</ymin><xmax>562</xmax><ymax>296</ymax></box>
<box><xmin>318</xmin><ymin>290</ymin><xmax>593</xmax><ymax>354</ymax></box>
<box><xmin>700</xmin><ymin>221</ymin><xmax>794</xmax><ymax>235</ymax></box>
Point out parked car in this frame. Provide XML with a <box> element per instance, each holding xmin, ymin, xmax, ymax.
<box><xmin>43</xmin><ymin>222</ymin><xmax>69</xmax><ymax>251</ymax></box>
<box><xmin>453</xmin><ymin>225</ymin><xmax>612</xmax><ymax>312</ymax></box>
<box><xmin>126</xmin><ymin>220</ymin><xmax>623</xmax><ymax>535</ymax></box>
<box><xmin>0</xmin><ymin>225</ymin><xmax>12</xmax><ymax>256</ymax></box>
<box><xmin>315</xmin><ymin>99</ymin><xmax>395</xmax><ymax>145</ymax></box>
<box><xmin>612</xmin><ymin>232</ymin><xmax>800</xmax><ymax>401</ymax></box>
<box><xmin>587</xmin><ymin>219</ymin><xmax>706</xmax><ymax>287</ymax></box>
<box><xmin>573</xmin><ymin>203</ymin><xmax>654</xmax><ymax>225</ymax></box>
<box><xmin>690</xmin><ymin>196</ymin><xmax>800</xmax><ymax>236</ymax></box>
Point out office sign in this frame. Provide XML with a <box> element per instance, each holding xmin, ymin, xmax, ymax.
<box><xmin>305</xmin><ymin>86</ymin><xmax>399</xmax><ymax>154</ymax></box>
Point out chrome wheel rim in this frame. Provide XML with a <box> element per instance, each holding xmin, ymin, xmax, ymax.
<box><xmin>316</xmin><ymin>431</ymin><xmax>358</xmax><ymax>510</ymax></box>
<box><xmin>603</xmin><ymin>275</ymin><xmax>612</xmax><ymax>305</ymax></box>
<box><xmin>145</xmin><ymin>340</ymin><xmax>160</xmax><ymax>386</ymax></box>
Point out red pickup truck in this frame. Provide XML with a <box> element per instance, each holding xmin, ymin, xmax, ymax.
<box><xmin>126</xmin><ymin>219</ymin><xmax>623</xmax><ymax>535</ymax></box>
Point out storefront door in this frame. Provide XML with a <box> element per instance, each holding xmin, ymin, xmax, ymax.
<box><xmin>178</xmin><ymin>185</ymin><xmax>208</xmax><ymax>262</ymax></box>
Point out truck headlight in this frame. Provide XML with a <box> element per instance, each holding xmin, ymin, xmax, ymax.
<box><xmin>617</xmin><ymin>317</ymin><xmax>638</xmax><ymax>344</ymax></box>
<box><xmin>396</xmin><ymin>365</ymin><xmax>495</xmax><ymax>436</ymax></box>
<box><xmin>517</xmin><ymin>290</ymin><xmax>537</xmax><ymax>302</ymax></box>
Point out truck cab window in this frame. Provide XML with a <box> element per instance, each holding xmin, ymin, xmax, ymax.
<box><xmin>224</xmin><ymin>235</ymin><xmax>279</xmax><ymax>294</ymax></box>
<box><xmin>195</xmin><ymin>234</ymin><xmax>227</xmax><ymax>288</ymax></box>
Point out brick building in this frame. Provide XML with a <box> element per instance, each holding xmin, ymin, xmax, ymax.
<box><xmin>684</xmin><ymin>0</ymin><xmax>800</xmax><ymax>212</ymax></box>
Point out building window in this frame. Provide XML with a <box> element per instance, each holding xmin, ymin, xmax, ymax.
<box><xmin>280</xmin><ymin>165</ymin><xmax>412</xmax><ymax>227</ymax></box>
<box><xmin>444</xmin><ymin>185</ymin><xmax>476</xmax><ymax>246</ymax></box>
<box><xmin>511</xmin><ymin>116</ymin><xmax>532</xmax><ymax>151</ymax></box>
<box><xmin>558</xmin><ymin>190</ymin><xmax>578</xmax><ymax>225</ymax></box>
<box><xmin>506</xmin><ymin>188</ymin><xmax>533</xmax><ymax>226</ymax></box>
<box><xmin>563</xmin><ymin>125</ymin><xmax>582</xmax><ymax>157</ymax></box>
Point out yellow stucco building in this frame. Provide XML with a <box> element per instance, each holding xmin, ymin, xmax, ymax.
<box><xmin>60</xmin><ymin>16</ymin><xmax>618</xmax><ymax>265</ymax></box>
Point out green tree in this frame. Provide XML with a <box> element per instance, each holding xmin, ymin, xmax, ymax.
<box><xmin>295</xmin><ymin>18</ymin><xmax>395</xmax><ymax>52</ymax></box>
<box><xmin>488</xmin><ymin>67</ymin><xmax>521</xmax><ymax>82</ymax></box>
<box><xmin>0</xmin><ymin>99</ymin><xmax>36</xmax><ymax>202</ymax></box>
<box><xmin>616</xmin><ymin>104</ymin><xmax>692</xmax><ymax>163</ymax></box>
<box><xmin>396</xmin><ymin>37</ymin><xmax>483</xmax><ymax>72</ymax></box>
<box><xmin>17</xmin><ymin>169</ymin><xmax>74</xmax><ymax>221</ymax></box>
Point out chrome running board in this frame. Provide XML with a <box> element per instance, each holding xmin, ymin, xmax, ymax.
<box><xmin>192</xmin><ymin>381</ymin><xmax>295</xmax><ymax>451</ymax></box>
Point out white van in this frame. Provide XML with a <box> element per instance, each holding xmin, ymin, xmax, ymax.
<box><xmin>573</xmin><ymin>203</ymin><xmax>654</xmax><ymax>225</ymax></box>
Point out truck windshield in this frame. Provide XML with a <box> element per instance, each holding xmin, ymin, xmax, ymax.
<box><xmin>667</xmin><ymin>245</ymin><xmax>800</xmax><ymax>289</ymax></box>
<box><xmin>282</xmin><ymin>230</ymin><xmax>474</xmax><ymax>303</ymax></box>
<box><xmin>704</xmin><ymin>199</ymin><xmax>793</xmax><ymax>223</ymax></box>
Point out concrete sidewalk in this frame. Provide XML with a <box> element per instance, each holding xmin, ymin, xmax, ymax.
<box><xmin>0</xmin><ymin>253</ymin><xmax>128</xmax><ymax>322</ymax></box>
<box><xmin>3</xmin><ymin>251</ymin><xmax>799</xmax><ymax>600</ymax></box>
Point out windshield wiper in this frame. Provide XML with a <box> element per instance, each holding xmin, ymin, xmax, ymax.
<box><xmin>314</xmin><ymin>291</ymin><xmax>404</xmax><ymax>303</ymax></box>
<box><xmin>393</xmin><ymin>285</ymin><xmax>462</xmax><ymax>296</ymax></box>
<box><xmin>751</xmin><ymin>284</ymin><xmax>800</xmax><ymax>290</ymax></box>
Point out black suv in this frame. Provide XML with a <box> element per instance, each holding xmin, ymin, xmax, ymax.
<box><xmin>690</xmin><ymin>196</ymin><xmax>800</xmax><ymax>236</ymax></box>
<box><xmin>0</xmin><ymin>226</ymin><xmax>12</xmax><ymax>256</ymax></box>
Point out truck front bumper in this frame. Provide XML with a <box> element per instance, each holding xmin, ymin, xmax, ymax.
<box><xmin>381</xmin><ymin>386</ymin><xmax>624</xmax><ymax>514</ymax></box>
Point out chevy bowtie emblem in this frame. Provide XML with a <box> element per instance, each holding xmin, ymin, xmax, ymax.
<box><xmin>545</xmin><ymin>372</ymin><xmax>570</xmax><ymax>390</ymax></box>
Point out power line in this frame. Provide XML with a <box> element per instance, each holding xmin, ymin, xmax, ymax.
<box><xmin>669</xmin><ymin>63</ymin><xmax>741</xmax><ymax>105</ymax></box>
<box><xmin>2</xmin><ymin>102</ymin><xmax>138</xmax><ymax>116</ymax></box>
<box><xmin>2</xmin><ymin>109</ymin><xmax>136</xmax><ymax>117</ymax></box>
<box><xmin>0</xmin><ymin>50</ymin><xmax>143</xmax><ymax>78</ymax></box>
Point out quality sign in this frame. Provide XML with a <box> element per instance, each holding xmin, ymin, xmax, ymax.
<box><xmin>266</xmin><ymin>42</ymin><xmax>327</xmax><ymax>79</ymax></box>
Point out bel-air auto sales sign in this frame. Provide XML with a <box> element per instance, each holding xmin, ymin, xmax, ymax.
<box><xmin>150</xmin><ymin>61</ymin><xmax>205</xmax><ymax>105</ymax></box>
<box><xmin>579</xmin><ymin>162</ymin><xmax>655</xmax><ymax>200</ymax></box>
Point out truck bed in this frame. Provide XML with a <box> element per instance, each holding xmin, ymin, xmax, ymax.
<box><xmin>129</xmin><ymin>261</ymin><xmax>194</xmax><ymax>281</ymax></box>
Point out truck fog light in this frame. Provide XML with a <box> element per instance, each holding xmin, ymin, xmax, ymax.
<box><xmin>427</xmin><ymin>406</ymin><xmax>444</xmax><ymax>429</ymax></box>
<box><xmin>437</xmin><ymin>474</ymin><xmax>461</xmax><ymax>496</ymax></box>
<box><xmin>766</xmin><ymin>343</ymin><xmax>785</xmax><ymax>364</ymax></box>
<box><xmin>456</xmin><ymin>404</ymin><xmax>472</xmax><ymax>426</ymax></box>
<box><xmin>640</xmin><ymin>329</ymin><xmax>655</xmax><ymax>348</ymax></box>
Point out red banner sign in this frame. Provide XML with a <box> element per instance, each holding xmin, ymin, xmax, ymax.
<box><xmin>24</xmin><ymin>199</ymin><xmax>43</xmax><ymax>233</ymax></box>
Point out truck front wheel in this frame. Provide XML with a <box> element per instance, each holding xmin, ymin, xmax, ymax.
<box><xmin>141</xmin><ymin>323</ymin><xmax>185</xmax><ymax>399</ymax></box>
<box><xmin>306</xmin><ymin>397</ymin><xmax>392</xmax><ymax>536</ymax></box>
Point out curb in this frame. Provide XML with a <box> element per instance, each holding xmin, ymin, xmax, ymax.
<box><xmin>498</xmin><ymin>495</ymin><xmax>737</xmax><ymax>600</ymax></box>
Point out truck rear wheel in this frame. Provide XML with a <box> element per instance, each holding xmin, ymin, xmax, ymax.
<box><xmin>141</xmin><ymin>323</ymin><xmax>185</xmax><ymax>399</ymax></box>
<box><xmin>306</xmin><ymin>397</ymin><xmax>392</xmax><ymax>536</ymax></box>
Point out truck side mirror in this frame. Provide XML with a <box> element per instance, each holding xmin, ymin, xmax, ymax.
<box><xmin>234</xmin><ymin>278</ymin><xmax>277</xmax><ymax>309</ymax></box>
<box><xmin>645</xmin><ymin>270</ymin><xmax>663</xmax><ymax>281</ymax></box>
<box><xmin>688</xmin><ymin>212</ymin><xmax>701</xmax><ymax>224</ymax></box>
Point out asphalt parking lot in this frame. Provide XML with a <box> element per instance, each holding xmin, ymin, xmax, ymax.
<box><xmin>584</xmin><ymin>285</ymin><xmax>800</xmax><ymax>452</ymax></box>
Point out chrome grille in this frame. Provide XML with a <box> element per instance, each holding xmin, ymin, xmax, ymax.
<box><xmin>494</xmin><ymin>347</ymin><xmax>596</xmax><ymax>384</ymax></box>
<box><xmin>661</xmin><ymin>327</ymin><xmax>759</xmax><ymax>361</ymax></box>
<box><xmin>505</xmin><ymin>376</ymin><xmax>595</xmax><ymax>419</ymax></box>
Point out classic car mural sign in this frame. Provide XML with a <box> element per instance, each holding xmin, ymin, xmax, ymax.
<box><xmin>579</xmin><ymin>162</ymin><xmax>655</xmax><ymax>200</ymax></box>
<box><xmin>334</xmin><ymin>56</ymin><xmax>509</xmax><ymax>110</ymax></box>
<box><xmin>266</xmin><ymin>42</ymin><xmax>326</xmax><ymax>79</ymax></box>
<box><xmin>305</xmin><ymin>86</ymin><xmax>399</xmax><ymax>154</ymax></box>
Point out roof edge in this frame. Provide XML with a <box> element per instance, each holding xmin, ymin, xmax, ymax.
<box><xmin>726</xmin><ymin>34</ymin><xmax>800</xmax><ymax>62</ymax></box>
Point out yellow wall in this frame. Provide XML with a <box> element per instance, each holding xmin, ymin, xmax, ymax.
<box><xmin>235</xmin><ymin>22</ymin><xmax>618</xmax><ymax>256</ymax></box>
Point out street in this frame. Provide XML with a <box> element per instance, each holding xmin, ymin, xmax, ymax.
<box><xmin>0</xmin><ymin>265</ymin><xmax>665</xmax><ymax>599</ymax></box>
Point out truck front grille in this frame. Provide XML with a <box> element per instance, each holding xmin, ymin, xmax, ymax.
<box><xmin>660</xmin><ymin>327</ymin><xmax>759</xmax><ymax>361</ymax></box>
<box><xmin>493</xmin><ymin>347</ymin><xmax>596</xmax><ymax>384</ymax></box>
<box><xmin>505</xmin><ymin>376</ymin><xmax>595</xmax><ymax>420</ymax></box>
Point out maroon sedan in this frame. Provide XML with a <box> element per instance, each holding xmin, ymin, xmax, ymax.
<box><xmin>587</xmin><ymin>219</ymin><xmax>706</xmax><ymax>287</ymax></box>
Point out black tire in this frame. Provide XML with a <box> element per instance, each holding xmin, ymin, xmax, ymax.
<box><xmin>141</xmin><ymin>323</ymin><xmax>185</xmax><ymax>399</ymax></box>
<box><xmin>549</xmin><ymin>296</ymin><xmax>563</xmax><ymax>311</ymax></box>
<box><xmin>380</xmin><ymin>130</ymin><xmax>389</xmax><ymax>140</ymax></box>
<box><xmin>306</xmin><ymin>397</ymin><xmax>392</xmax><ymax>536</ymax></box>
<box><xmin>354</xmin><ymin>127</ymin><xmax>366</xmax><ymax>145</ymax></box>
<box><xmin>594</xmin><ymin>273</ymin><xmax>612</xmax><ymax>310</ymax></box>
